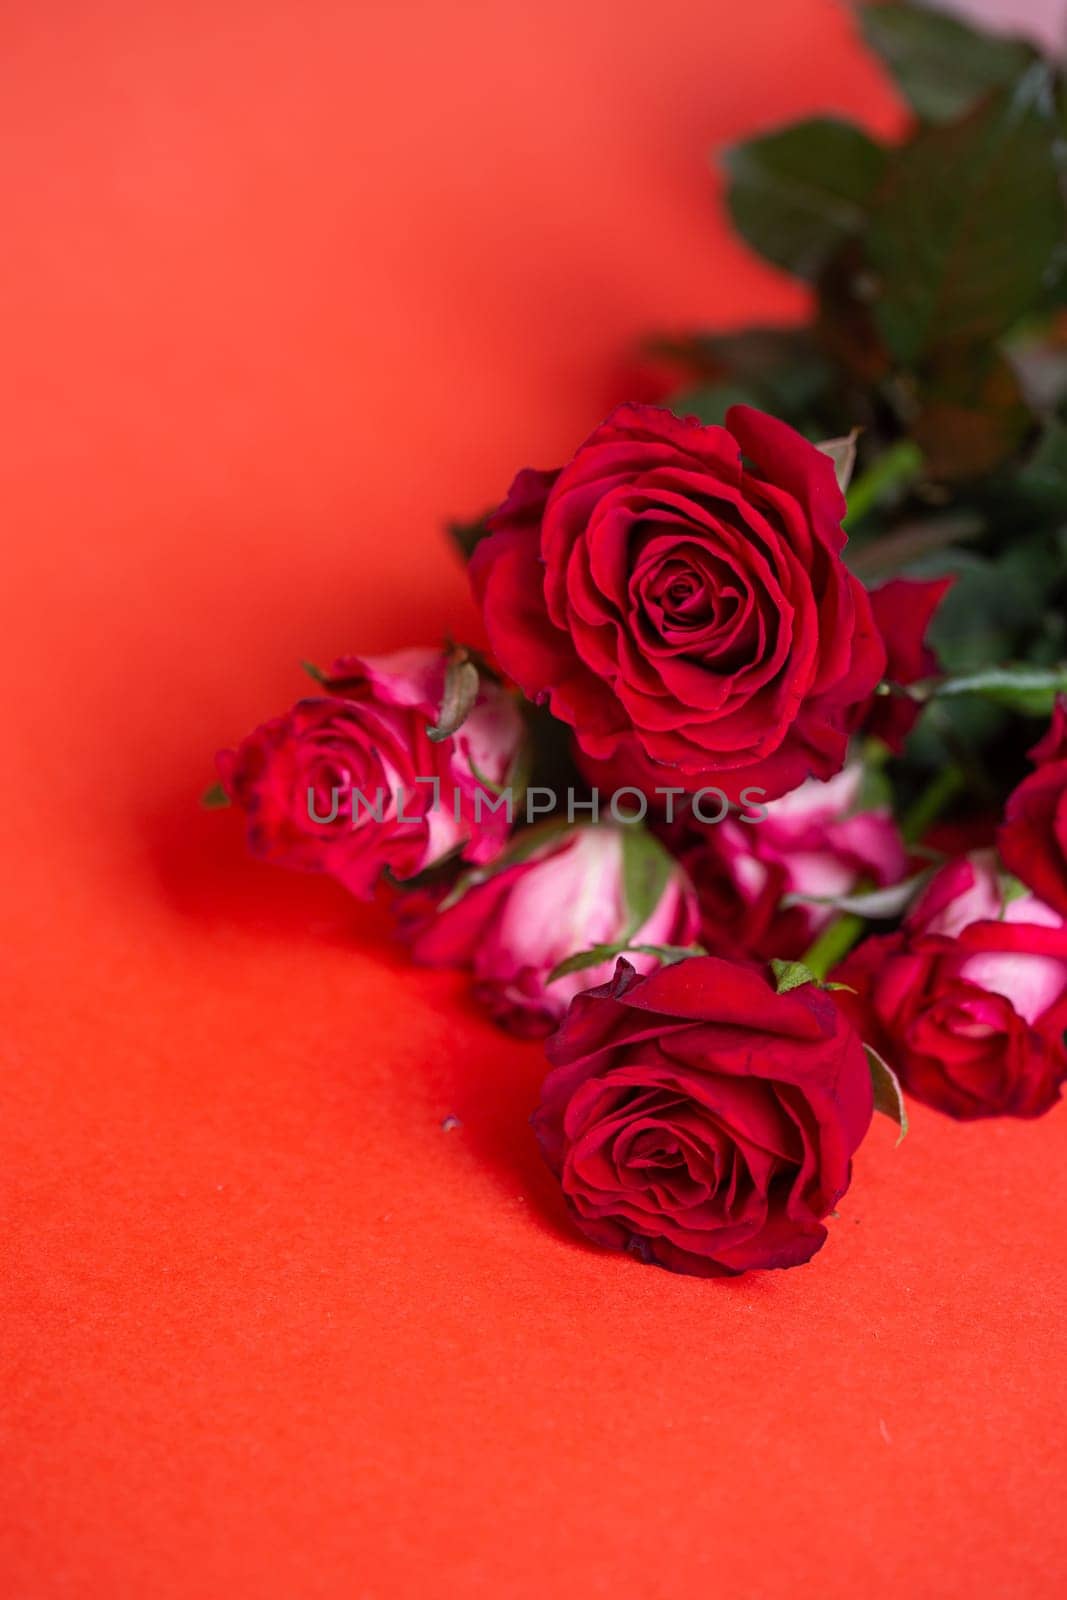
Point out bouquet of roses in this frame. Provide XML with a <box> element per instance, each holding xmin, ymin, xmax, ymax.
<box><xmin>207</xmin><ymin>3</ymin><xmax>1067</xmax><ymax>1279</ymax></box>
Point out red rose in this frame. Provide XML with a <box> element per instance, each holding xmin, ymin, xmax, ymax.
<box><xmin>863</xmin><ymin>576</ymin><xmax>953</xmax><ymax>752</ymax></box>
<box><xmin>471</xmin><ymin>404</ymin><xmax>885</xmax><ymax>801</ymax></box>
<box><xmin>217</xmin><ymin>648</ymin><xmax>523</xmax><ymax>899</ymax></box>
<box><xmin>998</xmin><ymin>697</ymin><xmax>1067</xmax><ymax>918</ymax></box>
<box><xmin>834</xmin><ymin>852</ymin><xmax>1067</xmax><ymax>1121</ymax></box>
<box><xmin>533</xmin><ymin>956</ymin><xmax>873</xmax><ymax>1277</ymax></box>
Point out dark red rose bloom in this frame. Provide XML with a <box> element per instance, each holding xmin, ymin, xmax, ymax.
<box><xmin>863</xmin><ymin>576</ymin><xmax>953</xmax><ymax>752</ymax></box>
<box><xmin>998</xmin><ymin>697</ymin><xmax>1067</xmax><ymax>918</ymax></box>
<box><xmin>471</xmin><ymin>404</ymin><xmax>886</xmax><ymax>801</ymax></box>
<box><xmin>533</xmin><ymin>955</ymin><xmax>873</xmax><ymax>1277</ymax></box>
<box><xmin>833</xmin><ymin>852</ymin><xmax>1067</xmax><ymax>1121</ymax></box>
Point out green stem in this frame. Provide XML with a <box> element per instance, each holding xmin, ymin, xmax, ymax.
<box><xmin>845</xmin><ymin>439</ymin><xmax>923</xmax><ymax>529</ymax></box>
<box><xmin>900</xmin><ymin>764</ymin><xmax>966</xmax><ymax>846</ymax></box>
<box><xmin>801</xmin><ymin>763</ymin><xmax>964</xmax><ymax>979</ymax></box>
<box><xmin>803</xmin><ymin>912</ymin><xmax>865</xmax><ymax>982</ymax></box>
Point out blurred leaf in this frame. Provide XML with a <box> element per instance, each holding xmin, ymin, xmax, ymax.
<box><xmin>783</xmin><ymin>873</ymin><xmax>930</xmax><ymax>920</ymax></box>
<box><xmin>655</xmin><ymin>325</ymin><xmax>821</xmax><ymax>381</ymax></box>
<box><xmin>671</xmin><ymin>382</ymin><xmax>763</xmax><ymax>426</ymax></box>
<box><xmin>1018</xmin><ymin>420</ymin><xmax>1067</xmax><ymax>508</ymax></box>
<box><xmin>913</xmin><ymin>344</ymin><xmax>1032</xmax><ymax>480</ymax></box>
<box><xmin>868</xmin><ymin>68</ymin><xmax>1063</xmax><ymax>367</ymax></box>
<box><xmin>847</xmin><ymin>512</ymin><xmax>984</xmax><ymax>579</ymax></box>
<box><xmin>854</xmin><ymin>745</ymin><xmax>894</xmax><ymax>812</ymax></box>
<box><xmin>910</xmin><ymin>546</ymin><xmax>1055</xmax><ymax>673</ymax></box>
<box><xmin>447</xmin><ymin>513</ymin><xmax>493</xmax><ymax>562</ymax></box>
<box><xmin>865</xmin><ymin>1045</ymin><xmax>909</xmax><ymax>1142</ymax></box>
<box><xmin>621</xmin><ymin>826</ymin><xmax>675</xmax><ymax>936</ymax></box>
<box><xmin>427</xmin><ymin>648</ymin><xmax>479</xmax><ymax>742</ymax></box>
<box><xmin>845</xmin><ymin>438</ymin><xmax>923</xmax><ymax>526</ymax></box>
<box><xmin>722</xmin><ymin>117</ymin><xmax>887</xmax><ymax>280</ymax></box>
<box><xmin>201</xmin><ymin>782</ymin><xmax>230</xmax><ymax>809</ymax></box>
<box><xmin>300</xmin><ymin>659</ymin><xmax>328</xmax><ymax>684</ymax></box>
<box><xmin>906</xmin><ymin>693</ymin><xmax>1007</xmax><ymax>775</ymax></box>
<box><xmin>860</xmin><ymin>2</ymin><xmax>1038</xmax><ymax>124</ymax></box>
<box><xmin>815</xmin><ymin>240</ymin><xmax>892</xmax><ymax>384</ymax></box>
<box><xmin>660</xmin><ymin>325</ymin><xmax>835</xmax><ymax>431</ymax></box>
<box><xmin>926</xmin><ymin>663</ymin><xmax>1067</xmax><ymax>715</ymax></box>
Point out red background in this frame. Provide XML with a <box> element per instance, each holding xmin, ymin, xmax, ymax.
<box><xmin>2</xmin><ymin>3</ymin><xmax>1065</xmax><ymax>1595</ymax></box>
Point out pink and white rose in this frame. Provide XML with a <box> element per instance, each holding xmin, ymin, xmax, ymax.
<box><xmin>217</xmin><ymin>648</ymin><xmax>524</xmax><ymax>899</ymax></box>
<box><xmin>834</xmin><ymin>850</ymin><xmax>1067</xmax><ymax>1120</ymax></box>
<box><xmin>398</xmin><ymin>823</ymin><xmax>699</xmax><ymax>1037</ymax></box>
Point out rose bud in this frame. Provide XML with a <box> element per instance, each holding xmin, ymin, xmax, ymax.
<box><xmin>862</xmin><ymin>576</ymin><xmax>953</xmax><ymax>752</ymax></box>
<box><xmin>470</xmin><ymin>404</ymin><xmax>885</xmax><ymax>803</ymax></box>
<box><xmin>833</xmin><ymin>851</ymin><xmax>1067</xmax><ymax>1121</ymax></box>
<box><xmin>997</xmin><ymin>697</ymin><xmax>1067</xmax><ymax>918</ymax></box>
<box><xmin>398</xmin><ymin>823</ymin><xmax>699</xmax><ymax>1037</ymax></box>
<box><xmin>533</xmin><ymin>955</ymin><xmax>874</xmax><ymax>1277</ymax></box>
<box><xmin>216</xmin><ymin>647</ymin><xmax>524</xmax><ymax>899</ymax></box>
<box><xmin>665</xmin><ymin>762</ymin><xmax>908</xmax><ymax>962</ymax></box>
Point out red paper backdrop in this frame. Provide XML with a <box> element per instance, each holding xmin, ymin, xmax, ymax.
<box><xmin>2</xmin><ymin>3</ymin><xmax>1065</xmax><ymax>1595</ymax></box>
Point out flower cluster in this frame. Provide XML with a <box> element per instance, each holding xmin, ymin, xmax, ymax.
<box><xmin>211</xmin><ymin>6</ymin><xmax>1067</xmax><ymax>1280</ymax></box>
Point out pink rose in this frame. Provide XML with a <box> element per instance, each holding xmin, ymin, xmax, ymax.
<box><xmin>398</xmin><ymin>824</ymin><xmax>699</xmax><ymax>1037</ymax></box>
<box><xmin>666</xmin><ymin>763</ymin><xmax>908</xmax><ymax>961</ymax></box>
<box><xmin>834</xmin><ymin>850</ymin><xmax>1067</xmax><ymax>1120</ymax></box>
<box><xmin>217</xmin><ymin>648</ymin><xmax>524</xmax><ymax>899</ymax></box>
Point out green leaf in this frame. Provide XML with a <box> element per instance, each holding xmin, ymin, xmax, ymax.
<box><xmin>626</xmin><ymin>942</ymin><xmax>707</xmax><ymax>966</ymax></box>
<box><xmin>999</xmin><ymin>874</ymin><xmax>1030</xmax><ymax>910</ymax></box>
<box><xmin>722</xmin><ymin>117</ymin><xmax>887</xmax><ymax>280</ymax></box>
<box><xmin>865</xmin><ymin>1045</ymin><xmax>909</xmax><ymax>1143</ymax></box>
<box><xmin>427</xmin><ymin>648</ymin><xmax>480</xmax><ymax>743</ymax></box>
<box><xmin>620</xmin><ymin>826</ymin><xmax>675</xmax><ymax>937</ymax></box>
<box><xmin>547</xmin><ymin>944</ymin><xmax>625</xmax><ymax>983</ymax></box>
<box><xmin>447</xmin><ymin>513</ymin><xmax>492</xmax><ymax>562</ymax></box>
<box><xmin>867</xmin><ymin>68</ymin><xmax>1064</xmax><ymax>367</ymax></box>
<box><xmin>201</xmin><ymin>782</ymin><xmax>230</xmax><ymax>809</ymax></box>
<box><xmin>549</xmin><ymin>939</ymin><xmax>708</xmax><ymax>984</ymax></box>
<box><xmin>844</xmin><ymin>439</ymin><xmax>923</xmax><ymax>527</ymax></box>
<box><xmin>924</xmin><ymin>663</ymin><xmax>1067</xmax><ymax>716</ymax></box>
<box><xmin>300</xmin><ymin>659</ymin><xmax>328</xmax><ymax>685</ymax></box>
<box><xmin>859</xmin><ymin>2</ymin><xmax>1038</xmax><ymax>124</ymax></box>
<box><xmin>770</xmin><ymin>958</ymin><xmax>818</xmax><ymax>994</ymax></box>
